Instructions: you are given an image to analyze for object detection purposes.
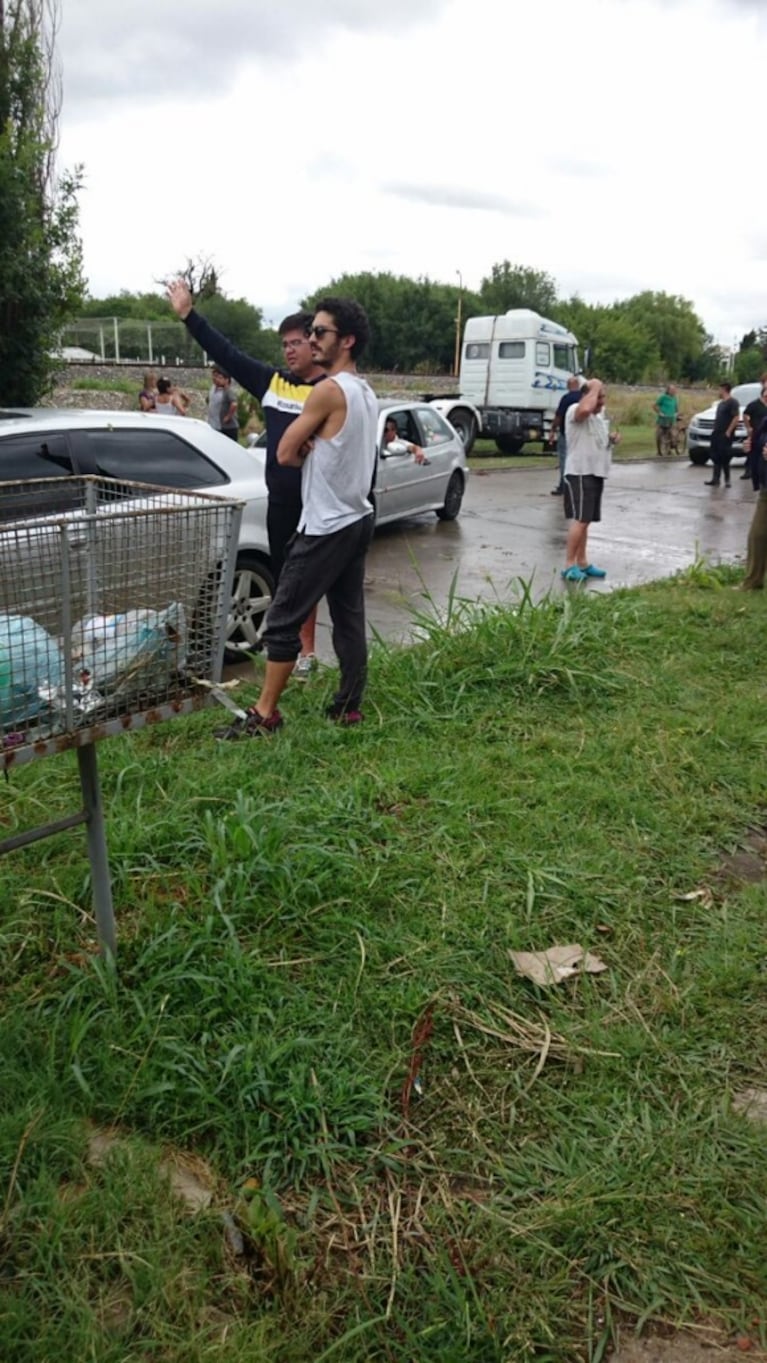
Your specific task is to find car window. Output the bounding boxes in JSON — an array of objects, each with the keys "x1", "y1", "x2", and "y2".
[
  {"x1": 381, "y1": 411, "x2": 420, "y2": 450},
  {"x1": 72, "y1": 428, "x2": 228, "y2": 489},
  {"x1": 0, "y1": 431, "x2": 74, "y2": 482},
  {"x1": 0, "y1": 432, "x2": 79, "y2": 521},
  {"x1": 414, "y1": 408, "x2": 453, "y2": 447},
  {"x1": 498, "y1": 341, "x2": 525, "y2": 359}
]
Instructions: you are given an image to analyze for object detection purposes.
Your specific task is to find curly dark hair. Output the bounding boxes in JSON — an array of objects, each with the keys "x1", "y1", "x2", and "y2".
[{"x1": 312, "y1": 297, "x2": 370, "y2": 360}]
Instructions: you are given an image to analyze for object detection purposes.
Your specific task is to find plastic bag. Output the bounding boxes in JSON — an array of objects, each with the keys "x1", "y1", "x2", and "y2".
[
  {"x1": 71, "y1": 605, "x2": 187, "y2": 699},
  {"x1": 0, "y1": 614, "x2": 64, "y2": 731}
]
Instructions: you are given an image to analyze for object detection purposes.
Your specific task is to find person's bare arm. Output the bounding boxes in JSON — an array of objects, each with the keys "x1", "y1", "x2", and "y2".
[
  {"x1": 277, "y1": 381, "x2": 346, "y2": 466},
  {"x1": 726, "y1": 403, "x2": 739, "y2": 439},
  {"x1": 573, "y1": 378, "x2": 602, "y2": 422}
]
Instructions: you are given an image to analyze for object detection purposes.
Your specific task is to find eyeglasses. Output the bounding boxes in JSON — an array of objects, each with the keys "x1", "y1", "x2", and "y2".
[
  {"x1": 309, "y1": 325, "x2": 339, "y2": 339},
  {"x1": 281, "y1": 338, "x2": 309, "y2": 351}
]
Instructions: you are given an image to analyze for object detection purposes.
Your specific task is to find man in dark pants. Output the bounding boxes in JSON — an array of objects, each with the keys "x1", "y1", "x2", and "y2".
[
  {"x1": 167, "y1": 281, "x2": 325, "y2": 671},
  {"x1": 705, "y1": 381, "x2": 740, "y2": 488},
  {"x1": 216, "y1": 297, "x2": 378, "y2": 738}
]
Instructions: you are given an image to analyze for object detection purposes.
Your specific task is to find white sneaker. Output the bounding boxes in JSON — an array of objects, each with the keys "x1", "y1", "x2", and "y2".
[{"x1": 293, "y1": 653, "x2": 318, "y2": 681}]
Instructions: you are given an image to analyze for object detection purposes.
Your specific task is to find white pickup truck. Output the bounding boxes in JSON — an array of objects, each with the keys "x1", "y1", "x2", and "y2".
[{"x1": 427, "y1": 309, "x2": 583, "y2": 455}]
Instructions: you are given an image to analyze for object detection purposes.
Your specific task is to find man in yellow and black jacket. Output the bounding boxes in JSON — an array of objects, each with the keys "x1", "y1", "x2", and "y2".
[{"x1": 168, "y1": 280, "x2": 325, "y2": 671}]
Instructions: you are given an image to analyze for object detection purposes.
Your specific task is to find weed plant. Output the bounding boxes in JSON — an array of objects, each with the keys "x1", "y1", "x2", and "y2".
[{"x1": 0, "y1": 571, "x2": 765, "y2": 1361}]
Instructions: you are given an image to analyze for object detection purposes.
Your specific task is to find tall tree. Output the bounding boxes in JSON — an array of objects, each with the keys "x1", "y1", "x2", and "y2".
[
  {"x1": 0, "y1": 0, "x2": 85, "y2": 404},
  {"x1": 304, "y1": 271, "x2": 480, "y2": 371},
  {"x1": 478, "y1": 261, "x2": 558, "y2": 317},
  {"x1": 619, "y1": 291, "x2": 707, "y2": 381}
]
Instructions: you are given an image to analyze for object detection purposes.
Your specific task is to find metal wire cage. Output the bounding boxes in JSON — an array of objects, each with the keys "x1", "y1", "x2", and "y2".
[{"x1": 0, "y1": 476, "x2": 244, "y2": 767}]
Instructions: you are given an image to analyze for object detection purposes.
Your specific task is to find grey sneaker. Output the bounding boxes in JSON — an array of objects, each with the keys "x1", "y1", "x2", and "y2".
[{"x1": 293, "y1": 653, "x2": 318, "y2": 681}]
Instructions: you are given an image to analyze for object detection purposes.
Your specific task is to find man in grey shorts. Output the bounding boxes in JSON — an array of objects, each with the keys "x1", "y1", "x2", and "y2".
[{"x1": 561, "y1": 378, "x2": 620, "y2": 583}]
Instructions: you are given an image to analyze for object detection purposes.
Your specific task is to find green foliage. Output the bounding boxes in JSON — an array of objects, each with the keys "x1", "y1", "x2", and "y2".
[
  {"x1": 477, "y1": 260, "x2": 558, "y2": 316},
  {"x1": 735, "y1": 346, "x2": 765, "y2": 383},
  {"x1": 620, "y1": 290, "x2": 708, "y2": 380},
  {"x1": 733, "y1": 328, "x2": 767, "y2": 386},
  {"x1": 0, "y1": 0, "x2": 86, "y2": 405},
  {"x1": 558, "y1": 300, "x2": 660, "y2": 382},
  {"x1": 78, "y1": 290, "x2": 171, "y2": 321},
  {"x1": 196, "y1": 295, "x2": 281, "y2": 365},
  {"x1": 304, "y1": 270, "x2": 472, "y2": 371}
]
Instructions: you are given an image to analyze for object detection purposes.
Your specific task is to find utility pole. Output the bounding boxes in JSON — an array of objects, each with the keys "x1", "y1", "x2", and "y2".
[{"x1": 454, "y1": 269, "x2": 463, "y2": 378}]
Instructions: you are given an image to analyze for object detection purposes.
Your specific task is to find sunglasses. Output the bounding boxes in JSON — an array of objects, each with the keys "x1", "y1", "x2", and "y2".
[{"x1": 309, "y1": 325, "x2": 339, "y2": 339}]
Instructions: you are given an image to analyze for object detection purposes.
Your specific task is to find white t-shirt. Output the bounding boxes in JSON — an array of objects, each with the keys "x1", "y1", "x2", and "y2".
[
  {"x1": 299, "y1": 370, "x2": 378, "y2": 536},
  {"x1": 565, "y1": 406, "x2": 612, "y2": 478}
]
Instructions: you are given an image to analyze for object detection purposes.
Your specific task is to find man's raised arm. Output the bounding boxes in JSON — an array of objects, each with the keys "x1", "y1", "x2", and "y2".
[{"x1": 573, "y1": 378, "x2": 603, "y2": 422}]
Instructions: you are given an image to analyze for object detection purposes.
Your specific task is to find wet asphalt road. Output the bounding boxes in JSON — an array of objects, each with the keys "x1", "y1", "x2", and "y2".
[
  {"x1": 233, "y1": 457, "x2": 755, "y2": 671},
  {"x1": 352, "y1": 457, "x2": 754, "y2": 650}
]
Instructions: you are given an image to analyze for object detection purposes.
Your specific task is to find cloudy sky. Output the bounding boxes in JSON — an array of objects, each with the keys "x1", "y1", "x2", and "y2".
[{"x1": 58, "y1": 0, "x2": 766, "y2": 346}]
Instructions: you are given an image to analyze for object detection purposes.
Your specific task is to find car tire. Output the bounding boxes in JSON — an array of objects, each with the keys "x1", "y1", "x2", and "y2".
[
  {"x1": 495, "y1": 435, "x2": 525, "y2": 455},
  {"x1": 687, "y1": 449, "x2": 710, "y2": 466},
  {"x1": 225, "y1": 552, "x2": 274, "y2": 662},
  {"x1": 436, "y1": 470, "x2": 464, "y2": 521},
  {"x1": 448, "y1": 408, "x2": 478, "y2": 455}
]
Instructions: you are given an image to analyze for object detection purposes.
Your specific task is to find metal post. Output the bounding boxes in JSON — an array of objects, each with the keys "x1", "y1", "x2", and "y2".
[
  {"x1": 147, "y1": 323, "x2": 154, "y2": 365},
  {"x1": 99, "y1": 326, "x2": 105, "y2": 362},
  {"x1": 454, "y1": 269, "x2": 463, "y2": 378},
  {"x1": 113, "y1": 317, "x2": 120, "y2": 363},
  {"x1": 77, "y1": 743, "x2": 117, "y2": 957}
]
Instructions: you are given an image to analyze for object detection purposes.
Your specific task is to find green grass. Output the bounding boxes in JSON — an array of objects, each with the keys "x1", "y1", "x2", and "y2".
[
  {"x1": 1, "y1": 570, "x2": 766, "y2": 1361},
  {"x1": 69, "y1": 377, "x2": 140, "y2": 395}
]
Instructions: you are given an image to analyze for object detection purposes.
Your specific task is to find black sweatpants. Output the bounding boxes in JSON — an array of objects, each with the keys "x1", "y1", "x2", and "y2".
[
  {"x1": 262, "y1": 515, "x2": 375, "y2": 712},
  {"x1": 267, "y1": 499, "x2": 301, "y2": 585},
  {"x1": 711, "y1": 434, "x2": 733, "y2": 483}
]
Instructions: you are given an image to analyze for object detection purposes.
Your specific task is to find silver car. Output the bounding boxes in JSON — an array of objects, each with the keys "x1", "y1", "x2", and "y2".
[
  {"x1": 0, "y1": 409, "x2": 273, "y2": 660},
  {"x1": 248, "y1": 399, "x2": 468, "y2": 524}
]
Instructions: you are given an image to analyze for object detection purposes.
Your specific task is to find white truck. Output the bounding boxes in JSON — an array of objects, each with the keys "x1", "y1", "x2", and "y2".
[{"x1": 427, "y1": 309, "x2": 583, "y2": 455}]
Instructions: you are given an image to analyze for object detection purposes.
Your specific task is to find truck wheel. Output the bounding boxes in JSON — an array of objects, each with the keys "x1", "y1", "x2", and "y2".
[
  {"x1": 495, "y1": 436, "x2": 525, "y2": 455},
  {"x1": 687, "y1": 449, "x2": 709, "y2": 466},
  {"x1": 448, "y1": 408, "x2": 477, "y2": 455}
]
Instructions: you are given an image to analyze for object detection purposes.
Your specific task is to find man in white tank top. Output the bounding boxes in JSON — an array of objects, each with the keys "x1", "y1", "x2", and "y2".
[{"x1": 217, "y1": 298, "x2": 378, "y2": 739}]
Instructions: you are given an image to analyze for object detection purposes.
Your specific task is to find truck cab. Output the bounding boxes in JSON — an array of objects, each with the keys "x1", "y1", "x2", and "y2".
[{"x1": 461, "y1": 310, "x2": 581, "y2": 454}]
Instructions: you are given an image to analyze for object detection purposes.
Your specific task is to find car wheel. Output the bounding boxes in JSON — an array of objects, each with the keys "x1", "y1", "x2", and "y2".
[
  {"x1": 225, "y1": 552, "x2": 274, "y2": 662},
  {"x1": 448, "y1": 407, "x2": 477, "y2": 455},
  {"x1": 436, "y1": 470, "x2": 464, "y2": 521},
  {"x1": 687, "y1": 449, "x2": 709, "y2": 466},
  {"x1": 495, "y1": 435, "x2": 525, "y2": 455}
]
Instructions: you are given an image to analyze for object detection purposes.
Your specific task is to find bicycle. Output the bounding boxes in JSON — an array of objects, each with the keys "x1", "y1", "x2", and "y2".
[{"x1": 657, "y1": 420, "x2": 686, "y2": 458}]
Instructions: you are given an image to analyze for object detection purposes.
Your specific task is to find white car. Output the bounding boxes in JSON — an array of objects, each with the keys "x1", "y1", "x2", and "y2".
[
  {"x1": 0, "y1": 409, "x2": 273, "y2": 660},
  {"x1": 248, "y1": 399, "x2": 468, "y2": 525},
  {"x1": 686, "y1": 382, "x2": 761, "y2": 466}
]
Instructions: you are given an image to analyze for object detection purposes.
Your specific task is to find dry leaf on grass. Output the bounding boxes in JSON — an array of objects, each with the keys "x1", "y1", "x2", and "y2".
[
  {"x1": 509, "y1": 943, "x2": 608, "y2": 987},
  {"x1": 674, "y1": 887, "x2": 714, "y2": 906}
]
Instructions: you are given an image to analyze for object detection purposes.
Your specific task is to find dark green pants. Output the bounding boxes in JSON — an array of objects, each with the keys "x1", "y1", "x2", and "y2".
[{"x1": 742, "y1": 489, "x2": 767, "y2": 589}]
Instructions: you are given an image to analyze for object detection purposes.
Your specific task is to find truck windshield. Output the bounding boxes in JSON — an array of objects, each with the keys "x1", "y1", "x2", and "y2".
[{"x1": 553, "y1": 343, "x2": 578, "y2": 372}]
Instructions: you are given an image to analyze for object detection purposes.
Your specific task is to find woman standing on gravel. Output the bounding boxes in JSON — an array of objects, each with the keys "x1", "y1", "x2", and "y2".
[{"x1": 138, "y1": 370, "x2": 158, "y2": 412}]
